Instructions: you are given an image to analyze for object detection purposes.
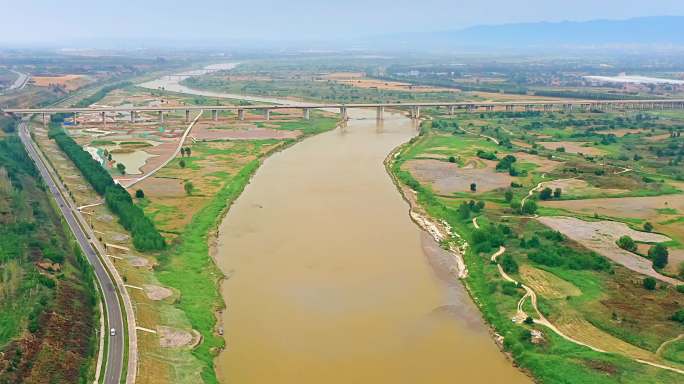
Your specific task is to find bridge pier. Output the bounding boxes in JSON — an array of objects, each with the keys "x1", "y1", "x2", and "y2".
[
  {"x1": 42, "y1": 113, "x2": 48, "y2": 127},
  {"x1": 448, "y1": 105, "x2": 456, "y2": 115},
  {"x1": 376, "y1": 106, "x2": 384, "y2": 120},
  {"x1": 505, "y1": 105, "x2": 514, "y2": 112},
  {"x1": 340, "y1": 106, "x2": 348, "y2": 120},
  {"x1": 212, "y1": 110, "x2": 218, "y2": 121},
  {"x1": 158, "y1": 111, "x2": 164, "y2": 123},
  {"x1": 101, "y1": 111, "x2": 106, "y2": 127},
  {"x1": 303, "y1": 108, "x2": 310, "y2": 120},
  {"x1": 238, "y1": 109, "x2": 245, "y2": 121},
  {"x1": 72, "y1": 112, "x2": 78, "y2": 125},
  {"x1": 410, "y1": 106, "x2": 421, "y2": 119},
  {"x1": 264, "y1": 109, "x2": 271, "y2": 121},
  {"x1": 130, "y1": 111, "x2": 136, "y2": 123},
  {"x1": 185, "y1": 109, "x2": 190, "y2": 123}
]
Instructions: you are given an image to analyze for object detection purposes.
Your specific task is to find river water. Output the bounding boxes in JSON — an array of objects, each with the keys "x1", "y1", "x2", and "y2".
[{"x1": 142, "y1": 70, "x2": 531, "y2": 384}]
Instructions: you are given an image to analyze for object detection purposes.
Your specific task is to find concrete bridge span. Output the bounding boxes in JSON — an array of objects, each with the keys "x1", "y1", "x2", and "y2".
[{"x1": 5, "y1": 99, "x2": 684, "y2": 125}]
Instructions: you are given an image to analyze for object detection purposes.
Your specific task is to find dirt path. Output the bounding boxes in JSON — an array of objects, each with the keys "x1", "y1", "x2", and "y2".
[
  {"x1": 490, "y1": 246, "x2": 684, "y2": 374},
  {"x1": 123, "y1": 109, "x2": 202, "y2": 188},
  {"x1": 472, "y1": 216, "x2": 480, "y2": 229},
  {"x1": 657, "y1": 333, "x2": 684, "y2": 356}
]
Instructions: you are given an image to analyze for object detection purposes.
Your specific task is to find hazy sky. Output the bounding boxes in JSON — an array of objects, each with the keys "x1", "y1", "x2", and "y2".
[{"x1": 3, "y1": 0, "x2": 684, "y2": 44}]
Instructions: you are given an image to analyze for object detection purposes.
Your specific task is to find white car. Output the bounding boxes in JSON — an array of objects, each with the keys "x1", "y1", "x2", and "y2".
[{"x1": 110, "y1": 328, "x2": 116, "y2": 336}]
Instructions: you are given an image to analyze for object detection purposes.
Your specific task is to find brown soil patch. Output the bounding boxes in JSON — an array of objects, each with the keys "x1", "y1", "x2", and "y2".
[
  {"x1": 128, "y1": 256, "x2": 152, "y2": 269},
  {"x1": 143, "y1": 284, "x2": 174, "y2": 301},
  {"x1": 192, "y1": 124, "x2": 300, "y2": 140},
  {"x1": 520, "y1": 265, "x2": 581, "y2": 299},
  {"x1": 31, "y1": 75, "x2": 90, "y2": 91},
  {"x1": 645, "y1": 134, "x2": 671, "y2": 142},
  {"x1": 404, "y1": 159, "x2": 511, "y2": 194},
  {"x1": 595, "y1": 128, "x2": 646, "y2": 137},
  {"x1": 664, "y1": 249, "x2": 684, "y2": 276},
  {"x1": 133, "y1": 177, "x2": 185, "y2": 197},
  {"x1": 109, "y1": 232, "x2": 130, "y2": 243},
  {"x1": 541, "y1": 195, "x2": 684, "y2": 219},
  {"x1": 538, "y1": 141, "x2": 606, "y2": 156},
  {"x1": 537, "y1": 216, "x2": 678, "y2": 284},
  {"x1": 542, "y1": 179, "x2": 627, "y2": 197},
  {"x1": 515, "y1": 152, "x2": 559, "y2": 173},
  {"x1": 321, "y1": 75, "x2": 457, "y2": 93},
  {"x1": 158, "y1": 326, "x2": 200, "y2": 348},
  {"x1": 512, "y1": 140, "x2": 533, "y2": 149}
]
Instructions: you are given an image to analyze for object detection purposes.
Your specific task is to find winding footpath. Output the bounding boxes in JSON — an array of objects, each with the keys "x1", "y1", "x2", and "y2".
[{"x1": 480, "y1": 224, "x2": 684, "y2": 375}]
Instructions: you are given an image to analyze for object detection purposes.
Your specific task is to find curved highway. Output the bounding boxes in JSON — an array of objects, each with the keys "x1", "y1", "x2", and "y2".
[{"x1": 18, "y1": 119, "x2": 125, "y2": 384}]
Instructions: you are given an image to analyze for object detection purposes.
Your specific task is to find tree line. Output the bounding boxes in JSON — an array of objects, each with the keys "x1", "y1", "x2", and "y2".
[{"x1": 49, "y1": 126, "x2": 166, "y2": 251}]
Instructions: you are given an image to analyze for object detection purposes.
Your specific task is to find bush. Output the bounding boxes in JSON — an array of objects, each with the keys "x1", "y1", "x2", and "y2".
[
  {"x1": 676, "y1": 285, "x2": 684, "y2": 294},
  {"x1": 672, "y1": 309, "x2": 684, "y2": 324},
  {"x1": 448, "y1": 156, "x2": 456, "y2": 163},
  {"x1": 521, "y1": 200, "x2": 537, "y2": 215},
  {"x1": 135, "y1": 189, "x2": 145, "y2": 198},
  {"x1": 649, "y1": 244, "x2": 669, "y2": 269},
  {"x1": 643, "y1": 222, "x2": 653, "y2": 232},
  {"x1": 496, "y1": 155, "x2": 517, "y2": 171},
  {"x1": 476, "y1": 149, "x2": 497, "y2": 160},
  {"x1": 528, "y1": 245, "x2": 610, "y2": 271},
  {"x1": 643, "y1": 277, "x2": 657, "y2": 290},
  {"x1": 501, "y1": 281, "x2": 519, "y2": 296},
  {"x1": 501, "y1": 253, "x2": 519, "y2": 274},
  {"x1": 470, "y1": 183, "x2": 477, "y2": 192},
  {"x1": 539, "y1": 187, "x2": 553, "y2": 200},
  {"x1": 553, "y1": 188, "x2": 562, "y2": 198},
  {"x1": 616, "y1": 236, "x2": 637, "y2": 252},
  {"x1": 504, "y1": 189, "x2": 513, "y2": 202}
]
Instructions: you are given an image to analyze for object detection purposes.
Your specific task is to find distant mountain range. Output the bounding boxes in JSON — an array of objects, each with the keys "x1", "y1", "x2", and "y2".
[{"x1": 375, "y1": 16, "x2": 684, "y2": 50}]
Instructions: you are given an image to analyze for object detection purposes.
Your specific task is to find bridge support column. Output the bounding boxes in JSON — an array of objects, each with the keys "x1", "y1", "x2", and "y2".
[
  {"x1": 72, "y1": 112, "x2": 77, "y2": 125},
  {"x1": 505, "y1": 105, "x2": 514, "y2": 112},
  {"x1": 264, "y1": 109, "x2": 271, "y2": 121},
  {"x1": 158, "y1": 111, "x2": 164, "y2": 123},
  {"x1": 185, "y1": 110, "x2": 190, "y2": 123},
  {"x1": 411, "y1": 106, "x2": 421, "y2": 119},
  {"x1": 238, "y1": 109, "x2": 245, "y2": 121},
  {"x1": 130, "y1": 111, "x2": 136, "y2": 123},
  {"x1": 212, "y1": 110, "x2": 218, "y2": 121},
  {"x1": 376, "y1": 106, "x2": 384, "y2": 120},
  {"x1": 42, "y1": 113, "x2": 48, "y2": 127},
  {"x1": 101, "y1": 111, "x2": 106, "y2": 127},
  {"x1": 303, "y1": 108, "x2": 310, "y2": 120},
  {"x1": 340, "y1": 106, "x2": 348, "y2": 120},
  {"x1": 448, "y1": 105, "x2": 456, "y2": 115}
]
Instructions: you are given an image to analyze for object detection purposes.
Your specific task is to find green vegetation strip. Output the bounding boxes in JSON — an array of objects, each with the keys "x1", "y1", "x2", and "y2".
[
  {"x1": 48, "y1": 121, "x2": 165, "y2": 251},
  {"x1": 157, "y1": 160, "x2": 260, "y2": 383}
]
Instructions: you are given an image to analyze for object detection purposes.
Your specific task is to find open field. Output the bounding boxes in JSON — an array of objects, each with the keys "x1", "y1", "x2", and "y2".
[{"x1": 31, "y1": 74, "x2": 92, "y2": 91}]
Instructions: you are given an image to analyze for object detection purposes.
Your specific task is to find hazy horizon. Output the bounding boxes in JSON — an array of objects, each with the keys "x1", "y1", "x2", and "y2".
[{"x1": 3, "y1": 0, "x2": 684, "y2": 47}]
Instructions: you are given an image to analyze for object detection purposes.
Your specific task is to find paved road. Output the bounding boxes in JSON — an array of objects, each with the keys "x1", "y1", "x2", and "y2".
[
  {"x1": 9, "y1": 70, "x2": 29, "y2": 90},
  {"x1": 18, "y1": 119, "x2": 124, "y2": 384}
]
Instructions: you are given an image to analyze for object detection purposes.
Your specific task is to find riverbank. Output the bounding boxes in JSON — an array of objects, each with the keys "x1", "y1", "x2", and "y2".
[
  {"x1": 149, "y1": 115, "x2": 340, "y2": 383},
  {"x1": 387, "y1": 120, "x2": 684, "y2": 383}
]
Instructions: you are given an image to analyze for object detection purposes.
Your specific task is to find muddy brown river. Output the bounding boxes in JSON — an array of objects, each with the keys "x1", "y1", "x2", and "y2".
[{"x1": 143, "y1": 70, "x2": 531, "y2": 383}]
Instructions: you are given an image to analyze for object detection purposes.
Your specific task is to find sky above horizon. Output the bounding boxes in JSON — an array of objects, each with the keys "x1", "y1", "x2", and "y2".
[{"x1": 3, "y1": 0, "x2": 684, "y2": 45}]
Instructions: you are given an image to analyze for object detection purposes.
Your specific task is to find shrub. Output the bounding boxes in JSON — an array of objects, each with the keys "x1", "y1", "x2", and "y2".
[
  {"x1": 135, "y1": 189, "x2": 145, "y2": 198},
  {"x1": 496, "y1": 155, "x2": 517, "y2": 171},
  {"x1": 539, "y1": 187, "x2": 553, "y2": 200},
  {"x1": 672, "y1": 309, "x2": 684, "y2": 324},
  {"x1": 476, "y1": 150, "x2": 497, "y2": 160},
  {"x1": 504, "y1": 189, "x2": 513, "y2": 202},
  {"x1": 501, "y1": 253, "x2": 519, "y2": 274},
  {"x1": 521, "y1": 200, "x2": 537, "y2": 215},
  {"x1": 643, "y1": 277, "x2": 657, "y2": 290},
  {"x1": 553, "y1": 188, "x2": 562, "y2": 198},
  {"x1": 470, "y1": 183, "x2": 477, "y2": 192},
  {"x1": 649, "y1": 244, "x2": 669, "y2": 269},
  {"x1": 448, "y1": 156, "x2": 456, "y2": 163},
  {"x1": 616, "y1": 235, "x2": 637, "y2": 252},
  {"x1": 643, "y1": 222, "x2": 653, "y2": 232}
]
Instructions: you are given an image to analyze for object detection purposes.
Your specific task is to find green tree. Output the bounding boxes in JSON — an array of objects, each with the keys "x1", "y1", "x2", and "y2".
[
  {"x1": 643, "y1": 222, "x2": 653, "y2": 232},
  {"x1": 448, "y1": 156, "x2": 456, "y2": 163},
  {"x1": 643, "y1": 277, "x2": 657, "y2": 290},
  {"x1": 649, "y1": 244, "x2": 669, "y2": 269},
  {"x1": 184, "y1": 181, "x2": 194, "y2": 196},
  {"x1": 185, "y1": 147, "x2": 192, "y2": 157},
  {"x1": 135, "y1": 189, "x2": 145, "y2": 199},
  {"x1": 672, "y1": 309, "x2": 684, "y2": 324},
  {"x1": 539, "y1": 187, "x2": 553, "y2": 200},
  {"x1": 116, "y1": 163, "x2": 126, "y2": 175},
  {"x1": 179, "y1": 159, "x2": 186, "y2": 168},
  {"x1": 553, "y1": 188, "x2": 562, "y2": 198},
  {"x1": 521, "y1": 200, "x2": 537, "y2": 215},
  {"x1": 616, "y1": 235, "x2": 637, "y2": 252},
  {"x1": 504, "y1": 189, "x2": 513, "y2": 203},
  {"x1": 501, "y1": 253, "x2": 519, "y2": 274},
  {"x1": 470, "y1": 183, "x2": 477, "y2": 192}
]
